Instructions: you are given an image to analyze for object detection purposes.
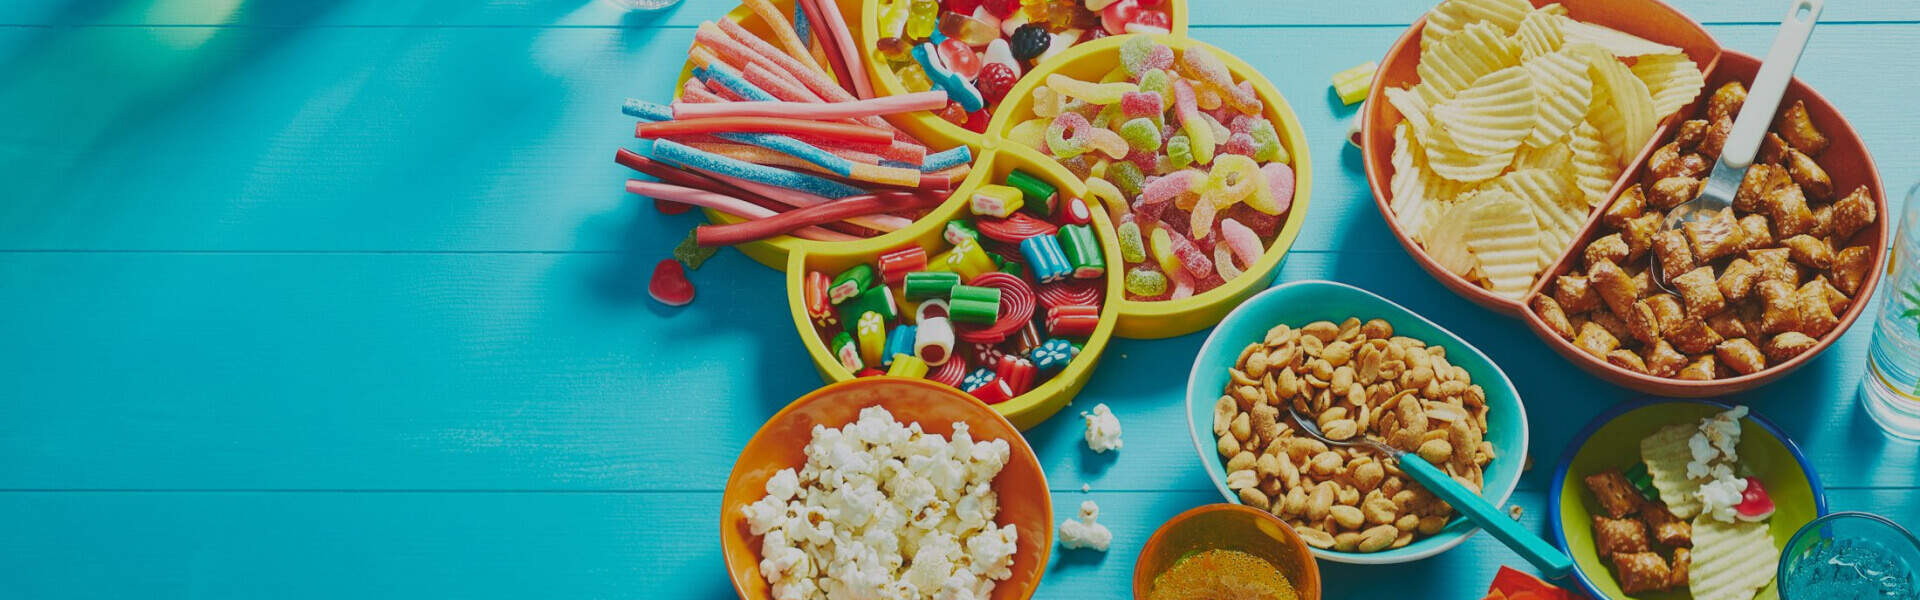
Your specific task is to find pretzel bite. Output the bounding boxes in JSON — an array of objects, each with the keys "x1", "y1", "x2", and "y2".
[
  {"x1": 1716, "y1": 338, "x2": 1767, "y2": 375},
  {"x1": 1589, "y1": 258, "x2": 1638, "y2": 318},
  {"x1": 1647, "y1": 340, "x2": 1689, "y2": 378},
  {"x1": 1651, "y1": 229, "x2": 1695, "y2": 283},
  {"x1": 1674, "y1": 266, "x2": 1727, "y2": 317},
  {"x1": 1700, "y1": 117, "x2": 1732, "y2": 158},
  {"x1": 1777, "y1": 100, "x2": 1831, "y2": 155},
  {"x1": 1810, "y1": 275, "x2": 1853, "y2": 315},
  {"x1": 1614, "y1": 552, "x2": 1674, "y2": 594},
  {"x1": 1668, "y1": 314, "x2": 1724, "y2": 355},
  {"x1": 1748, "y1": 248, "x2": 1801, "y2": 287},
  {"x1": 1532, "y1": 295, "x2": 1575, "y2": 341},
  {"x1": 1585, "y1": 467, "x2": 1647, "y2": 519},
  {"x1": 1576, "y1": 321, "x2": 1621, "y2": 360},
  {"x1": 1593, "y1": 516, "x2": 1652, "y2": 559},
  {"x1": 1609, "y1": 350, "x2": 1651, "y2": 374},
  {"x1": 1650, "y1": 141, "x2": 1709, "y2": 180},
  {"x1": 1787, "y1": 150, "x2": 1833, "y2": 200},
  {"x1": 1717, "y1": 258, "x2": 1761, "y2": 304},
  {"x1": 1591, "y1": 311, "x2": 1635, "y2": 347},
  {"x1": 1556, "y1": 275, "x2": 1603, "y2": 314},
  {"x1": 1685, "y1": 209, "x2": 1748, "y2": 263},
  {"x1": 1831, "y1": 186, "x2": 1878, "y2": 242},
  {"x1": 1622, "y1": 215, "x2": 1661, "y2": 263},
  {"x1": 1640, "y1": 503, "x2": 1692, "y2": 547},
  {"x1": 1678, "y1": 354, "x2": 1718, "y2": 380},
  {"x1": 1669, "y1": 548, "x2": 1692, "y2": 590},
  {"x1": 1650, "y1": 177, "x2": 1700, "y2": 210},
  {"x1": 1765, "y1": 331, "x2": 1820, "y2": 363},
  {"x1": 1586, "y1": 234, "x2": 1631, "y2": 270},
  {"x1": 1756, "y1": 280, "x2": 1803, "y2": 335},
  {"x1": 1739, "y1": 214, "x2": 1775, "y2": 249},
  {"x1": 1605, "y1": 184, "x2": 1648, "y2": 230},
  {"x1": 1707, "y1": 311, "x2": 1751, "y2": 340},
  {"x1": 1645, "y1": 294, "x2": 1687, "y2": 331},
  {"x1": 1810, "y1": 203, "x2": 1836, "y2": 239},
  {"x1": 1833, "y1": 246, "x2": 1872, "y2": 295},
  {"x1": 1708, "y1": 82, "x2": 1748, "y2": 123},
  {"x1": 1674, "y1": 119, "x2": 1709, "y2": 150},
  {"x1": 1768, "y1": 183, "x2": 1817, "y2": 238},
  {"x1": 1759, "y1": 132, "x2": 1791, "y2": 165},
  {"x1": 1796, "y1": 279, "x2": 1840, "y2": 337},
  {"x1": 1782, "y1": 234, "x2": 1834, "y2": 269},
  {"x1": 1626, "y1": 300, "x2": 1664, "y2": 346},
  {"x1": 1735, "y1": 163, "x2": 1789, "y2": 214}
]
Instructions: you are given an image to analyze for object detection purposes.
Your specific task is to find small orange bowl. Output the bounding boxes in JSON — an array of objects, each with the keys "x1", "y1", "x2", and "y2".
[
  {"x1": 1520, "y1": 50, "x2": 1891, "y2": 397},
  {"x1": 1360, "y1": 0, "x2": 1721, "y2": 316},
  {"x1": 1132, "y1": 503, "x2": 1322, "y2": 600},
  {"x1": 720, "y1": 378, "x2": 1054, "y2": 600}
]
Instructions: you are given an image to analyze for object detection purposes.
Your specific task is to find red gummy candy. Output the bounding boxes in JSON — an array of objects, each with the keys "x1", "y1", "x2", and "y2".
[
  {"x1": 976, "y1": 63, "x2": 1017, "y2": 107},
  {"x1": 857, "y1": 368, "x2": 887, "y2": 377},
  {"x1": 654, "y1": 198, "x2": 693, "y2": 215},
  {"x1": 936, "y1": 101, "x2": 969, "y2": 126},
  {"x1": 1100, "y1": 0, "x2": 1140, "y2": 36},
  {"x1": 649, "y1": 259, "x2": 695, "y2": 306},
  {"x1": 982, "y1": 0, "x2": 1018, "y2": 18},
  {"x1": 1132, "y1": 9, "x2": 1170, "y2": 31},
  {"x1": 945, "y1": 0, "x2": 981, "y2": 17},
  {"x1": 964, "y1": 109, "x2": 990, "y2": 133},
  {"x1": 939, "y1": 38, "x2": 983, "y2": 80},
  {"x1": 1166, "y1": 229, "x2": 1213, "y2": 278},
  {"x1": 1224, "y1": 203, "x2": 1282, "y2": 237},
  {"x1": 1736, "y1": 476, "x2": 1777, "y2": 521},
  {"x1": 1221, "y1": 132, "x2": 1257, "y2": 157},
  {"x1": 1120, "y1": 91, "x2": 1164, "y2": 119},
  {"x1": 1136, "y1": 0, "x2": 1165, "y2": 7},
  {"x1": 1229, "y1": 114, "x2": 1258, "y2": 135}
]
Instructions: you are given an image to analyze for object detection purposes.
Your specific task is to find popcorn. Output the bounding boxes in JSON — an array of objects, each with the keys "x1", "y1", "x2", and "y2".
[
  {"x1": 1081, "y1": 403, "x2": 1124, "y2": 453},
  {"x1": 1687, "y1": 406, "x2": 1749, "y2": 523},
  {"x1": 1058, "y1": 500, "x2": 1113, "y2": 552},
  {"x1": 747, "y1": 406, "x2": 1018, "y2": 599}
]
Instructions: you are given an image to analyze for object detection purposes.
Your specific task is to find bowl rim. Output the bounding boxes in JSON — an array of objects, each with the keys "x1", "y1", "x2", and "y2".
[
  {"x1": 1546, "y1": 396, "x2": 1831, "y2": 600},
  {"x1": 1358, "y1": 0, "x2": 1722, "y2": 316},
  {"x1": 1184, "y1": 279, "x2": 1531, "y2": 564},
  {"x1": 720, "y1": 376, "x2": 1054, "y2": 600},
  {"x1": 1515, "y1": 48, "x2": 1892, "y2": 397},
  {"x1": 1131, "y1": 502, "x2": 1326, "y2": 598}
]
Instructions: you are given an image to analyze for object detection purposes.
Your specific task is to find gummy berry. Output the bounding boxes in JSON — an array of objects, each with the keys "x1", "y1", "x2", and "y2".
[
  {"x1": 1221, "y1": 132, "x2": 1256, "y2": 157},
  {"x1": 936, "y1": 101, "x2": 969, "y2": 126},
  {"x1": 1736, "y1": 477, "x2": 1776, "y2": 522},
  {"x1": 975, "y1": 63, "x2": 1018, "y2": 106},
  {"x1": 1131, "y1": 9, "x2": 1170, "y2": 32},
  {"x1": 649, "y1": 259, "x2": 694, "y2": 306},
  {"x1": 654, "y1": 199, "x2": 692, "y2": 215},
  {"x1": 964, "y1": 109, "x2": 990, "y2": 133},
  {"x1": 982, "y1": 0, "x2": 1019, "y2": 19},
  {"x1": 1009, "y1": 24, "x2": 1051, "y2": 61},
  {"x1": 945, "y1": 0, "x2": 981, "y2": 17},
  {"x1": 1136, "y1": 0, "x2": 1165, "y2": 7}
]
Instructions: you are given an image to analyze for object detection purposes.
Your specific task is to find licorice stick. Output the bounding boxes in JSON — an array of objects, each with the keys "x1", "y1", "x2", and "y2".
[
  {"x1": 703, "y1": 170, "x2": 911, "y2": 232},
  {"x1": 790, "y1": 0, "x2": 857, "y2": 99},
  {"x1": 806, "y1": 0, "x2": 873, "y2": 99},
  {"x1": 695, "y1": 190, "x2": 945, "y2": 246},
  {"x1": 736, "y1": 0, "x2": 829, "y2": 83},
  {"x1": 626, "y1": 180, "x2": 856, "y2": 242},
  {"x1": 673, "y1": 91, "x2": 949, "y2": 120},
  {"x1": 636, "y1": 117, "x2": 892, "y2": 146}
]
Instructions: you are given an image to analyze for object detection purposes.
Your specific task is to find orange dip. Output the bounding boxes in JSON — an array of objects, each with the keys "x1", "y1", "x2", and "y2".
[{"x1": 1148, "y1": 549, "x2": 1298, "y2": 600}]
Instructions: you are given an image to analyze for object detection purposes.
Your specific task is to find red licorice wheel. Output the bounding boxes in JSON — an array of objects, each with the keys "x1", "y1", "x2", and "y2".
[
  {"x1": 928, "y1": 353, "x2": 968, "y2": 387},
  {"x1": 955, "y1": 272, "x2": 1036, "y2": 344},
  {"x1": 975, "y1": 212, "x2": 1060, "y2": 243},
  {"x1": 1035, "y1": 280, "x2": 1104, "y2": 310}
]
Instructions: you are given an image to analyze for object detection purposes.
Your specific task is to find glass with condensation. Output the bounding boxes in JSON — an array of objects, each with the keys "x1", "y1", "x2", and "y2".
[{"x1": 1862, "y1": 182, "x2": 1920, "y2": 440}]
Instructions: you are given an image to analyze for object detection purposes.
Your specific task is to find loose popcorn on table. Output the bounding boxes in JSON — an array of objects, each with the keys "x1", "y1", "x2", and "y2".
[
  {"x1": 1081, "y1": 403, "x2": 1122, "y2": 453},
  {"x1": 742, "y1": 406, "x2": 1018, "y2": 600},
  {"x1": 1058, "y1": 500, "x2": 1113, "y2": 552}
]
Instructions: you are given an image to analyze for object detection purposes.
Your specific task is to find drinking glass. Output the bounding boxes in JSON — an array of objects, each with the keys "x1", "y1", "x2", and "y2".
[
  {"x1": 607, "y1": 0, "x2": 684, "y2": 11},
  {"x1": 1862, "y1": 182, "x2": 1920, "y2": 440},
  {"x1": 1780, "y1": 512, "x2": 1919, "y2": 600}
]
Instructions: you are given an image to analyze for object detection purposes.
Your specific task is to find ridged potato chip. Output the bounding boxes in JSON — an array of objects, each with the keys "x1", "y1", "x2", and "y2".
[
  {"x1": 1559, "y1": 18, "x2": 1683, "y2": 57},
  {"x1": 1385, "y1": 86, "x2": 1436, "y2": 142},
  {"x1": 1585, "y1": 48, "x2": 1659, "y2": 166},
  {"x1": 1484, "y1": 168, "x2": 1582, "y2": 268},
  {"x1": 1431, "y1": 66, "x2": 1537, "y2": 157},
  {"x1": 1511, "y1": 10, "x2": 1566, "y2": 59},
  {"x1": 1521, "y1": 44, "x2": 1594, "y2": 148},
  {"x1": 1691, "y1": 517, "x2": 1780, "y2": 600},
  {"x1": 1512, "y1": 140, "x2": 1573, "y2": 171},
  {"x1": 1416, "y1": 21, "x2": 1522, "y2": 106},
  {"x1": 1569, "y1": 120, "x2": 1622, "y2": 206},
  {"x1": 1392, "y1": 123, "x2": 1471, "y2": 236},
  {"x1": 1420, "y1": 200, "x2": 1479, "y2": 277},
  {"x1": 1422, "y1": 0, "x2": 1534, "y2": 51},
  {"x1": 1639, "y1": 422, "x2": 1703, "y2": 518},
  {"x1": 1460, "y1": 190, "x2": 1543, "y2": 298},
  {"x1": 1633, "y1": 53, "x2": 1708, "y2": 117},
  {"x1": 1426, "y1": 127, "x2": 1518, "y2": 184}
]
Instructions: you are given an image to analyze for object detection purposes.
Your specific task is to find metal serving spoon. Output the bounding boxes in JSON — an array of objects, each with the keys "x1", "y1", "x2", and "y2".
[
  {"x1": 1284, "y1": 403, "x2": 1574, "y2": 578},
  {"x1": 1652, "y1": 0, "x2": 1824, "y2": 294}
]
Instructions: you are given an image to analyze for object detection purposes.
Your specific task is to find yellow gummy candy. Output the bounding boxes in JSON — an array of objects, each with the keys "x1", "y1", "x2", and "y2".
[
  {"x1": 1149, "y1": 226, "x2": 1180, "y2": 277},
  {"x1": 1009, "y1": 118, "x2": 1049, "y2": 150},
  {"x1": 1332, "y1": 61, "x2": 1378, "y2": 106},
  {"x1": 1046, "y1": 73, "x2": 1138, "y2": 106}
]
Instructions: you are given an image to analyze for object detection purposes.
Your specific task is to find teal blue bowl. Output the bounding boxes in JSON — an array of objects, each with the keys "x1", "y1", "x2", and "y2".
[{"x1": 1184, "y1": 280, "x2": 1531, "y2": 564}]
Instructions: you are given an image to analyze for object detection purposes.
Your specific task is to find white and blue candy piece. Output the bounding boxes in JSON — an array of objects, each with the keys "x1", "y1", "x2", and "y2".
[
  {"x1": 883, "y1": 325, "x2": 917, "y2": 367},
  {"x1": 912, "y1": 42, "x2": 984, "y2": 113},
  {"x1": 1019, "y1": 235, "x2": 1071, "y2": 284},
  {"x1": 961, "y1": 367, "x2": 997, "y2": 393},
  {"x1": 1029, "y1": 338, "x2": 1075, "y2": 372}
]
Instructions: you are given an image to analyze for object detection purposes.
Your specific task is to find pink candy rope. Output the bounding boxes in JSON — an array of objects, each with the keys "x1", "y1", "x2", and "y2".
[
  {"x1": 803, "y1": 0, "x2": 873, "y2": 99},
  {"x1": 673, "y1": 91, "x2": 949, "y2": 121},
  {"x1": 625, "y1": 180, "x2": 856, "y2": 242},
  {"x1": 703, "y1": 171, "x2": 914, "y2": 232}
]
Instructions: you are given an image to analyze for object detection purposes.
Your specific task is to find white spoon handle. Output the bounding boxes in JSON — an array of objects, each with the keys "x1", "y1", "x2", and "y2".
[{"x1": 1722, "y1": 0, "x2": 1823, "y2": 169}]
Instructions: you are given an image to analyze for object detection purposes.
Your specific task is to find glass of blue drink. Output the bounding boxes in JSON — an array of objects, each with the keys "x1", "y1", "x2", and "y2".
[{"x1": 1780, "y1": 512, "x2": 1919, "y2": 600}]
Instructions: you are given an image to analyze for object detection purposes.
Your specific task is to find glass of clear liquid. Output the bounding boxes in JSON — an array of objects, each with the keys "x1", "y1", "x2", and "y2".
[
  {"x1": 1780, "y1": 512, "x2": 1919, "y2": 600},
  {"x1": 607, "y1": 0, "x2": 684, "y2": 11},
  {"x1": 1863, "y1": 182, "x2": 1920, "y2": 440}
]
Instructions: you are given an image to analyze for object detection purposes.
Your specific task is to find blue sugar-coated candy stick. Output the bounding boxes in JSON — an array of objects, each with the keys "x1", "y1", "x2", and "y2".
[
  {"x1": 919, "y1": 146, "x2": 970, "y2": 172},
  {"x1": 624, "y1": 100, "x2": 858, "y2": 178},
  {"x1": 794, "y1": 1, "x2": 812, "y2": 49},
  {"x1": 651, "y1": 139, "x2": 865, "y2": 199},
  {"x1": 700, "y1": 61, "x2": 776, "y2": 102},
  {"x1": 622, "y1": 98, "x2": 672, "y2": 121}
]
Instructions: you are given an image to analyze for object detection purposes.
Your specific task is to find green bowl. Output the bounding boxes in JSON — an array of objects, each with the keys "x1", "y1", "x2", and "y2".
[
  {"x1": 1184, "y1": 280, "x2": 1530, "y2": 564},
  {"x1": 1549, "y1": 399, "x2": 1829, "y2": 600}
]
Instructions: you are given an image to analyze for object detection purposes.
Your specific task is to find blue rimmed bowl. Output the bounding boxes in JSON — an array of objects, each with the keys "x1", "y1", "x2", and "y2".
[
  {"x1": 1549, "y1": 398, "x2": 1829, "y2": 600},
  {"x1": 1184, "y1": 280, "x2": 1530, "y2": 564}
]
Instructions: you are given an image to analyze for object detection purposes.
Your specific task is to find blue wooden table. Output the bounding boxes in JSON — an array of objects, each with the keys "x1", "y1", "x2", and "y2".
[{"x1": 1, "y1": 1, "x2": 1916, "y2": 597}]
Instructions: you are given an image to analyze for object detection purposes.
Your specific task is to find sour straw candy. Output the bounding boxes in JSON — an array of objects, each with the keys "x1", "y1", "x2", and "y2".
[
  {"x1": 694, "y1": 191, "x2": 946, "y2": 246},
  {"x1": 626, "y1": 181, "x2": 856, "y2": 242},
  {"x1": 637, "y1": 117, "x2": 894, "y2": 146},
  {"x1": 789, "y1": 0, "x2": 855, "y2": 99},
  {"x1": 672, "y1": 92, "x2": 948, "y2": 120},
  {"x1": 802, "y1": 0, "x2": 873, "y2": 99}
]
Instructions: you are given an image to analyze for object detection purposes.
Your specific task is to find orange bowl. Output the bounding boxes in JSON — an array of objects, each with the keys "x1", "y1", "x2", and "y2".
[
  {"x1": 1360, "y1": 0, "x2": 1721, "y2": 316},
  {"x1": 720, "y1": 378, "x2": 1054, "y2": 600},
  {"x1": 1520, "y1": 50, "x2": 1891, "y2": 397},
  {"x1": 1132, "y1": 504, "x2": 1322, "y2": 600}
]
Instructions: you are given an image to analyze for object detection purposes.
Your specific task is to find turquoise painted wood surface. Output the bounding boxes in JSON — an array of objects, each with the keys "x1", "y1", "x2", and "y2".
[{"x1": 0, "y1": 0, "x2": 1915, "y2": 598}]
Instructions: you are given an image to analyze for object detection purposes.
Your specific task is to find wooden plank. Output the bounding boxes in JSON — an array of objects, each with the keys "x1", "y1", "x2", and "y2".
[
  {"x1": 0, "y1": 23, "x2": 1913, "y2": 253},
  {"x1": 0, "y1": 0, "x2": 1912, "y2": 27},
  {"x1": 0, "y1": 487, "x2": 1912, "y2": 598},
  {"x1": 2, "y1": 252, "x2": 1910, "y2": 492}
]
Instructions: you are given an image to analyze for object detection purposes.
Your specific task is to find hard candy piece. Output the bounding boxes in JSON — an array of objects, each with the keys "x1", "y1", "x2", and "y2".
[
  {"x1": 916, "y1": 298, "x2": 950, "y2": 322},
  {"x1": 884, "y1": 324, "x2": 919, "y2": 367},
  {"x1": 915, "y1": 316, "x2": 956, "y2": 365},
  {"x1": 1019, "y1": 235, "x2": 1072, "y2": 284},
  {"x1": 934, "y1": 237, "x2": 996, "y2": 280},
  {"x1": 1060, "y1": 196, "x2": 1093, "y2": 226},
  {"x1": 1006, "y1": 169, "x2": 1059, "y2": 216},
  {"x1": 831, "y1": 331, "x2": 863, "y2": 371},
  {"x1": 944, "y1": 220, "x2": 980, "y2": 245},
  {"x1": 829, "y1": 264, "x2": 875, "y2": 305},
  {"x1": 856, "y1": 312, "x2": 888, "y2": 366},
  {"x1": 994, "y1": 354, "x2": 1038, "y2": 396},
  {"x1": 1046, "y1": 304, "x2": 1100, "y2": 337},
  {"x1": 877, "y1": 246, "x2": 929, "y2": 284},
  {"x1": 949, "y1": 284, "x2": 1003, "y2": 323},
  {"x1": 837, "y1": 283, "x2": 899, "y2": 327},
  {"x1": 886, "y1": 354, "x2": 929, "y2": 378},
  {"x1": 649, "y1": 259, "x2": 694, "y2": 306},
  {"x1": 804, "y1": 270, "x2": 833, "y2": 322},
  {"x1": 970, "y1": 184, "x2": 1025, "y2": 217},
  {"x1": 1116, "y1": 221, "x2": 1146, "y2": 263},
  {"x1": 1029, "y1": 338, "x2": 1077, "y2": 372},
  {"x1": 1057, "y1": 224, "x2": 1104, "y2": 279},
  {"x1": 1124, "y1": 266, "x2": 1168, "y2": 296},
  {"x1": 967, "y1": 372, "x2": 1014, "y2": 403},
  {"x1": 1332, "y1": 60, "x2": 1377, "y2": 106},
  {"x1": 904, "y1": 270, "x2": 962, "y2": 300}
]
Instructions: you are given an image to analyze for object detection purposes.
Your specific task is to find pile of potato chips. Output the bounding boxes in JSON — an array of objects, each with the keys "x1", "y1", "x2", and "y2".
[{"x1": 1385, "y1": 0, "x2": 1706, "y2": 299}]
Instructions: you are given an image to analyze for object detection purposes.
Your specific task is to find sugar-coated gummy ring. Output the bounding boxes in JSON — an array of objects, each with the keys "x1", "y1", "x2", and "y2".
[
  {"x1": 1035, "y1": 280, "x2": 1104, "y2": 310},
  {"x1": 975, "y1": 213, "x2": 1061, "y2": 243},
  {"x1": 954, "y1": 272, "x2": 1036, "y2": 344}
]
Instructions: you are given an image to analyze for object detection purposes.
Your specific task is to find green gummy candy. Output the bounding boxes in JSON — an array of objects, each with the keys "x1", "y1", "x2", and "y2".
[
  {"x1": 1117, "y1": 221, "x2": 1146, "y2": 263},
  {"x1": 673, "y1": 229, "x2": 718, "y2": 270},
  {"x1": 1124, "y1": 267, "x2": 1167, "y2": 296},
  {"x1": 1119, "y1": 118, "x2": 1161, "y2": 153},
  {"x1": 1167, "y1": 134, "x2": 1194, "y2": 169},
  {"x1": 1250, "y1": 119, "x2": 1287, "y2": 164},
  {"x1": 1138, "y1": 68, "x2": 1170, "y2": 97},
  {"x1": 1108, "y1": 161, "x2": 1145, "y2": 198}
]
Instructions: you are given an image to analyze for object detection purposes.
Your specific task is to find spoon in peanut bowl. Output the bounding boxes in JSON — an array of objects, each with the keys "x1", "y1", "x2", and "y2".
[
  {"x1": 1652, "y1": 0, "x2": 1823, "y2": 294},
  {"x1": 1282, "y1": 401, "x2": 1574, "y2": 578}
]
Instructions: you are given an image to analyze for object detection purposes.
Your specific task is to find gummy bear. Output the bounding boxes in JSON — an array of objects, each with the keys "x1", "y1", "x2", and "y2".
[
  {"x1": 1106, "y1": 161, "x2": 1145, "y2": 197},
  {"x1": 938, "y1": 38, "x2": 983, "y2": 80},
  {"x1": 964, "y1": 109, "x2": 990, "y2": 133},
  {"x1": 1009, "y1": 23, "x2": 1050, "y2": 61},
  {"x1": 877, "y1": 37, "x2": 914, "y2": 62},
  {"x1": 1116, "y1": 220, "x2": 1146, "y2": 263},
  {"x1": 878, "y1": 0, "x2": 913, "y2": 38},
  {"x1": 1124, "y1": 266, "x2": 1167, "y2": 296},
  {"x1": 1119, "y1": 118, "x2": 1161, "y2": 153},
  {"x1": 1045, "y1": 74, "x2": 1136, "y2": 106},
  {"x1": 907, "y1": 0, "x2": 940, "y2": 39},
  {"x1": 939, "y1": 13, "x2": 999, "y2": 46},
  {"x1": 897, "y1": 62, "x2": 934, "y2": 93},
  {"x1": 1046, "y1": 112, "x2": 1093, "y2": 159},
  {"x1": 1249, "y1": 119, "x2": 1288, "y2": 163},
  {"x1": 1118, "y1": 36, "x2": 1174, "y2": 77},
  {"x1": 1165, "y1": 133, "x2": 1193, "y2": 169}
]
